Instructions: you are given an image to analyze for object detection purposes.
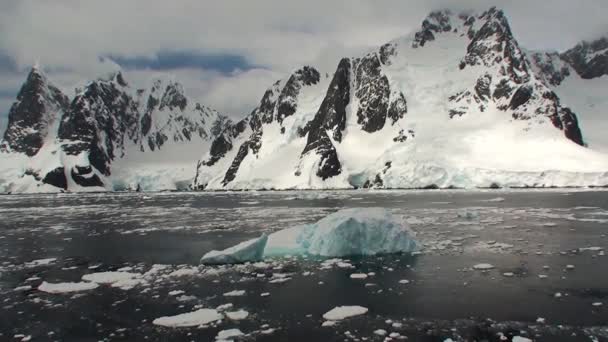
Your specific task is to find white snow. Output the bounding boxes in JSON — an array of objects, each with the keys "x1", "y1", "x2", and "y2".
[
  {"x1": 38, "y1": 281, "x2": 99, "y2": 294},
  {"x1": 223, "y1": 290, "x2": 246, "y2": 297},
  {"x1": 152, "y1": 309, "x2": 222, "y2": 327},
  {"x1": 322, "y1": 305, "x2": 368, "y2": 321},
  {"x1": 200, "y1": 234, "x2": 268, "y2": 265}
]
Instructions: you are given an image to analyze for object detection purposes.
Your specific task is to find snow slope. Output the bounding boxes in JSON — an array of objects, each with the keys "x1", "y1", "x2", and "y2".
[{"x1": 194, "y1": 8, "x2": 608, "y2": 190}]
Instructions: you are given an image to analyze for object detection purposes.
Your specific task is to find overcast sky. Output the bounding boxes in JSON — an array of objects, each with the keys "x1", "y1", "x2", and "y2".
[{"x1": 0, "y1": 0, "x2": 607, "y2": 132}]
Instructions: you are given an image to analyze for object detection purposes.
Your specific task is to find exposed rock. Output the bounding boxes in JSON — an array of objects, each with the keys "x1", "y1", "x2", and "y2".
[
  {"x1": 1, "y1": 67, "x2": 69, "y2": 156},
  {"x1": 562, "y1": 37, "x2": 608, "y2": 79},
  {"x1": 42, "y1": 167, "x2": 67, "y2": 190},
  {"x1": 71, "y1": 166, "x2": 104, "y2": 187},
  {"x1": 461, "y1": 7, "x2": 529, "y2": 84},
  {"x1": 509, "y1": 85, "x2": 533, "y2": 110},
  {"x1": 222, "y1": 130, "x2": 262, "y2": 185},
  {"x1": 297, "y1": 58, "x2": 351, "y2": 179},
  {"x1": 354, "y1": 53, "x2": 391, "y2": 132},
  {"x1": 413, "y1": 10, "x2": 453, "y2": 48},
  {"x1": 530, "y1": 52, "x2": 571, "y2": 86},
  {"x1": 58, "y1": 75, "x2": 139, "y2": 175},
  {"x1": 276, "y1": 66, "x2": 320, "y2": 124}
]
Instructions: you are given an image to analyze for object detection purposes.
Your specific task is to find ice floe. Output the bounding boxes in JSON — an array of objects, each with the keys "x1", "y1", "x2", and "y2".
[
  {"x1": 152, "y1": 308, "x2": 222, "y2": 327},
  {"x1": 38, "y1": 281, "x2": 99, "y2": 294},
  {"x1": 322, "y1": 305, "x2": 368, "y2": 321}
]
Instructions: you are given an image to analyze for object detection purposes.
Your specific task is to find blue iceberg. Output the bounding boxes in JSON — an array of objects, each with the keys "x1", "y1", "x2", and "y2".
[{"x1": 200, "y1": 208, "x2": 419, "y2": 265}]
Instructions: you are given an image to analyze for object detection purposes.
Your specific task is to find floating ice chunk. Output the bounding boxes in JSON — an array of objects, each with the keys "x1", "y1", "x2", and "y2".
[
  {"x1": 152, "y1": 308, "x2": 222, "y2": 327},
  {"x1": 265, "y1": 208, "x2": 418, "y2": 257},
  {"x1": 201, "y1": 234, "x2": 268, "y2": 265},
  {"x1": 374, "y1": 329, "x2": 387, "y2": 336},
  {"x1": 350, "y1": 273, "x2": 368, "y2": 279},
  {"x1": 82, "y1": 271, "x2": 141, "y2": 284},
  {"x1": 486, "y1": 197, "x2": 505, "y2": 203},
  {"x1": 226, "y1": 309, "x2": 249, "y2": 320},
  {"x1": 216, "y1": 328, "x2": 244, "y2": 340},
  {"x1": 25, "y1": 258, "x2": 57, "y2": 267},
  {"x1": 223, "y1": 290, "x2": 246, "y2": 297},
  {"x1": 513, "y1": 337, "x2": 533, "y2": 342},
  {"x1": 200, "y1": 208, "x2": 418, "y2": 264},
  {"x1": 216, "y1": 303, "x2": 234, "y2": 311},
  {"x1": 322, "y1": 305, "x2": 368, "y2": 321},
  {"x1": 38, "y1": 281, "x2": 99, "y2": 294},
  {"x1": 592, "y1": 302, "x2": 603, "y2": 307},
  {"x1": 473, "y1": 263, "x2": 494, "y2": 270}
]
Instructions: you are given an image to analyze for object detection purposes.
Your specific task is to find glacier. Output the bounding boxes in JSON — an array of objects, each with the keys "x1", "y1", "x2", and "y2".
[{"x1": 200, "y1": 208, "x2": 419, "y2": 265}]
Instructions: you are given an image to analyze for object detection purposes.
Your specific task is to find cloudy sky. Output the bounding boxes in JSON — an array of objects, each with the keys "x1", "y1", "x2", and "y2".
[{"x1": 0, "y1": 0, "x2": 606, "y2": 132}]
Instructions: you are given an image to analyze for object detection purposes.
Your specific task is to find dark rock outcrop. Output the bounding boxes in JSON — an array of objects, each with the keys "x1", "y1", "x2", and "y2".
[
  {"x1": 276, "y1": 66, "x2": 320, "y2": 124},
  {"x1": 297, "y1": 59, "x2": 352, "y2": 180},
  {"x1": 1, "y1": 67, "x2": 69, "y2": 156},
  {"x1": 562, "y1": 37, "x2": 608, "y2": 79},
  {"x1": 58, "y1": 73, "x2": 139, "y2": 175},
  {"x1": 413, "y1": 10, "x2": 453, "y2": 48},
  {"x1": 42, "y1": 167, "x2": 67, "y2": 190},
  {"x1": 71, "y1": 165, "x2": 104, "y2": 187}
]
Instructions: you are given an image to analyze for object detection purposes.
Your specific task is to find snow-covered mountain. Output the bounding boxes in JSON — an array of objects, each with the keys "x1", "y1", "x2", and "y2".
[
  {"x1": 194, "y1": 7, "x2": 608, "y2": 190},
  {"x1": 0, "y1": 68, "x2": 228, "y2": 193}
]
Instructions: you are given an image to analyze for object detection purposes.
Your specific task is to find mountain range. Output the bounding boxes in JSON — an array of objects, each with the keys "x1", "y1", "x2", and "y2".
[{"x1": 2, "y1": 7, "x2": 608, "y2": 193}]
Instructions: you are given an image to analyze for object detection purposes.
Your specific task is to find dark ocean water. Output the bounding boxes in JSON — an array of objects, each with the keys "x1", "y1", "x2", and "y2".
[{"x1": 0, "y1": 190, "x2": 607, "y2": 341}]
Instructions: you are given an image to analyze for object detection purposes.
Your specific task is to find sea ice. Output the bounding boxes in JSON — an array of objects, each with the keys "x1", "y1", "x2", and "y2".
[
  {"x1": 223, "y1": 290, "x2": 246, "y2": 297},
  {"x1": 81, "y1": 271, "x2": 141, "y2": 284},
  {"x1": 512, "y1": 337, "x2": 533, "y2": 342},
  {"x1": 322, "y1": 305, "x2": 368, "y2": 321},
  {"x1": 200, "y1": 234, "x2": 268, "y2": 265},
  {"x1": 216, "y1": 328, "x2": 244, "y2": 340},
  {"x1": 226, "y1": 309, "x2": 249, "y2": 320},
  {"x1": 473, "y1": 263, "x2": 495, "y2": 270},
  {"x1": 38, "y1": 281, "x2": 99, "y2": 294},
  {"x1": 152, "y1": 308, "x2": 222, "y2": 327}
]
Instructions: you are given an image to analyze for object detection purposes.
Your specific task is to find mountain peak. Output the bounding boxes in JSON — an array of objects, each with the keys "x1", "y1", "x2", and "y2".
[
  {"x1": 0, "y1": 65, "x2": 69, "y2": 156},
  {"x1": 561, "y1": 36, "x2": 608, "y2": 79}
]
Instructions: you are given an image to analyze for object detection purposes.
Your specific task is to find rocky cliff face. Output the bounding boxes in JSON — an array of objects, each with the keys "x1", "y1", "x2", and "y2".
[
  {"x1": 194, "y1": 7, "x2": 606, "y2": 190},
  {"x1": 0, "y1": 67, "x2": 69, "y2": 156},
  {"x1": 561, "y1": 37, "x2": 608, "y2": 79}
]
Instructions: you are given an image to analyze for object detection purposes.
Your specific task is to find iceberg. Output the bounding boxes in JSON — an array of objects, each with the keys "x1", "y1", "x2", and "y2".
[
  {"x1": 265, "y1": 208, "x2": 418, "y2": 257},
  {"x1": 200, "y1": 234, "x2": 268, "y2": 265},
  {"x1": 200, "y1": 208, "x2": 419, "y2": 265}
]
